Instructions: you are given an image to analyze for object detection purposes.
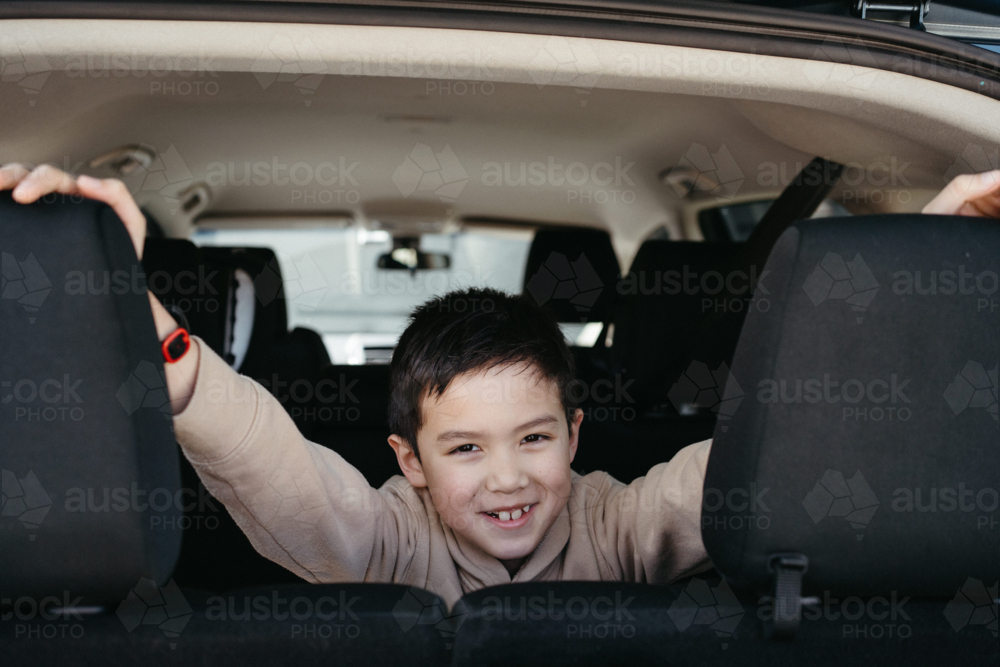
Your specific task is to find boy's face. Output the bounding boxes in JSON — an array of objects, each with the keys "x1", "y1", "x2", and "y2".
[{"x1": 389, "y1": 362, "x2": 582, "y2": 571}]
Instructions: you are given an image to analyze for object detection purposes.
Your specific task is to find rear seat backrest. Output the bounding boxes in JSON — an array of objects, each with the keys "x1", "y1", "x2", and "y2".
[
  {"x1": 0, "y1": 192, "x2": 181, "y2": 604},
  {"x1": 305, "y1": 364, "x2": 399, "y2": 487},
  {"x1": 611, "y1": 240, "x2": 741, "y2": 410},
  {"x1": 703, "y1": 215, "x2": 999, "y2": 629}
]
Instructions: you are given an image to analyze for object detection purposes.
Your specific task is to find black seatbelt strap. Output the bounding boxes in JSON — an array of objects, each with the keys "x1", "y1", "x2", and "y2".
[
  {"x1": 767, "y1": 553, "x2": 815, "y2": 640},
  {"x1": 729, "y1": 156, "x2": 845, "y2": 304}
]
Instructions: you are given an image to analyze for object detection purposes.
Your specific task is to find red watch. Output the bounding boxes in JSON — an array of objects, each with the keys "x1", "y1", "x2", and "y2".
[{"x1": 161, "y1": 327, "x2": 191, "y2": 363}]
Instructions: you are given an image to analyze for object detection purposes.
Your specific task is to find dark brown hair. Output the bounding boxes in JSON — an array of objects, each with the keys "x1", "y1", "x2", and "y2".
[{"x1": 388, "y1": 287, "x2": 577, "y2": 459}]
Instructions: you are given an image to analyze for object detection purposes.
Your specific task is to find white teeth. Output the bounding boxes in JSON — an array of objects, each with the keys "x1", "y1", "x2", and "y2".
[
  {"x1": 511, "y1": 509, "x2": 523, "y2": 520},
  {"x1": 498, "y1": 511, "x2": 511, "y2": 521},
  {"x1": 523, "y1": 505, "x2": 531, "y2": 513}
]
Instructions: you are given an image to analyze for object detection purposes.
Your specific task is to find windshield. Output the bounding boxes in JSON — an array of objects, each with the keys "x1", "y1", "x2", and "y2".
[{"x1": 191, "y1": 225, "x2": 533, "y2": 363}]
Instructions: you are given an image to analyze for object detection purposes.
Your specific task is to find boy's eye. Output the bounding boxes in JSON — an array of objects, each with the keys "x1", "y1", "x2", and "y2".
[
  {"x1": 451, "y1": 444, "x2": 481, "y2": 454},
  {"x1": 522, "y1": 433, "x2": 549, "y2": 444}
]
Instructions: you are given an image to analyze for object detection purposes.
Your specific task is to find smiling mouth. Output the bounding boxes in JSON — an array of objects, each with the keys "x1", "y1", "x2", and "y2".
[{"x1": 482, "y1": 504, "x2": 534, "y2": 524}]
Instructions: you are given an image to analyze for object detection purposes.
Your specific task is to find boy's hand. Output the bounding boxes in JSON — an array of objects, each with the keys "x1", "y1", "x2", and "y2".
[
  {"x1": 1, "y1": 163, "x2": 148, "y2": 259},
  {"x1": 922, "y1": 169, "x2": 1000, "y2": 218}
]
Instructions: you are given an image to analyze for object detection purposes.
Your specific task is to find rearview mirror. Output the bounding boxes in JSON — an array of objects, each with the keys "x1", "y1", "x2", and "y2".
[{"x1": 377, "y1": 237, "x2": 451, "y2": 270}]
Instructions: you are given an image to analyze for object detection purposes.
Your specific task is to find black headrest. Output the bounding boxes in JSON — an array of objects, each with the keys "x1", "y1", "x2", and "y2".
[
  {"x1": 523, "y1": 227, "x2": 620, "y2": 323},
  {"x1": 703, "y1": 214, "x2": 999, "y2": 599},
  {"x1": 612, "y1": 240, "x2": 742, "y2": 407},
  {"x1": 199, "y1": 247, "x2": 289, "y2": 361},
  {"x1": 0, "y1": 192, "x2": 181, "y2": 604},
  {"x1": 299, "y1": 364, "x2": 389, "y2": 431},
  {"x1": 142, "y1": 237, "x2": 231, "y2": 354}
]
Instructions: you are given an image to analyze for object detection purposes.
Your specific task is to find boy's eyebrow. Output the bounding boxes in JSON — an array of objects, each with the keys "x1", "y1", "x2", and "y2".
[{"x1": 435, "y1": 415, "x2": 561, "y2": 444}]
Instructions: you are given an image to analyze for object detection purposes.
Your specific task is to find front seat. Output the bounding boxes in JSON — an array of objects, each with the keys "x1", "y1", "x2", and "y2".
[
  {"x1": 704, "y1": 214, "x2": 998, "y2": 651},
  {"x1": 0, "y1": 192, "x2": 454, "y2": 667},
  {"x1": 0, "y1": 191, "x2": 182, "y2": 605}
]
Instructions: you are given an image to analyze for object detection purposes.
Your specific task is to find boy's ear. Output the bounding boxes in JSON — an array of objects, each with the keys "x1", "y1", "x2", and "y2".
[
  {"x1": 388, "y1": 434, "x2": 428, "y2": 488},
  {"x1": 568, "y1": 408, "x2": 584, "y2": 464}
]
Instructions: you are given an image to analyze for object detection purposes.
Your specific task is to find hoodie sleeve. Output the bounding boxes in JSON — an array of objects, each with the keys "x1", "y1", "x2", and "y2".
[
  {"x1": 582, "y1": 439, "x2": 713, "y2": 584},
  {"x1": 171, "y1": 337, "x2": 425, "y2": 584}
]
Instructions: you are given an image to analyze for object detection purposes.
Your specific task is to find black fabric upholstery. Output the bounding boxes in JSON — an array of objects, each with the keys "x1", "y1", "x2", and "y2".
[
  {"x1": 523, "y1": 227, "x2": 621, "y2": 323},
  {"x1": 452, "y1": 578, "x2": 997, "y2": 666},
  {"x1": 571, "y1": 416, "x2": 715, "y2": 482},
  {"x1": 0, "y1": 191, "x2": 180, "y2": 605},
  {"x1": 612, "y1": 240, "x2": 742, "y2": 410},
  {"x1": 306, "y1": 364, "x2": 401, "y2": 488},
  {"x1": 703, "y1": 215, "x2": 1000, "y2": 598},
  {"x1": 142, "y1": 238, "x2": 231, "y2": 355},
  {"x1": 1, "y1": 584, "x2": 453, "y2": 666}
]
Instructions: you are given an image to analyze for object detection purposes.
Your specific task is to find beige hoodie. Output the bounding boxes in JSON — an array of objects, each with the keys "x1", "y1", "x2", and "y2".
[{"x1": 174, "y1": 339, "x2": 712, "y2": 607}]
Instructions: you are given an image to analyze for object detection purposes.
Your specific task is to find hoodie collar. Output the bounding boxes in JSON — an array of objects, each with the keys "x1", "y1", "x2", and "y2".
[{"x1": 441, "y1": 500, "x2": 572, "y2": 594}]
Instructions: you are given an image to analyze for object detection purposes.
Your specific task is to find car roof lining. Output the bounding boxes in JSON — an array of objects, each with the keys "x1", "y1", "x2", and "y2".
[{"x1": 2, "y1": 19, "x2": 998, "y2": 265}]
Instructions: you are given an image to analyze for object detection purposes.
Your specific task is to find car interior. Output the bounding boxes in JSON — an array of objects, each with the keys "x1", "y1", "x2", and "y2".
[{"x1": 1, "y1": 4, "x2": 998, "y2": 665}]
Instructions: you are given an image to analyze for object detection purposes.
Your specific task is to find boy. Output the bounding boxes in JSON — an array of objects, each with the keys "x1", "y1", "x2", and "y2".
[
  {"x1": 176, "y1": 287, "x2": 712, "y2": 607},
  {"x1": 2, "y1": 163, "x2": 998, "y2": 607}
]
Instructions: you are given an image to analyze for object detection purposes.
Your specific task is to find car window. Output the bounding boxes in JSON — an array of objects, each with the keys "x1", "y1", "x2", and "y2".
[
  {"x1": 699, "y1": 198, "x2": 851, "y2": 242},
  {"x1": 191, "y1": 226, "x2": 533, "y2": 363}
]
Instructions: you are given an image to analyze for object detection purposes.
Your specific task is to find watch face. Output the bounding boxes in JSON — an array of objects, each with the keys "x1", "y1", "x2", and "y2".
[{"x1": 165, "y1": 329, "x2": 190, "y2": 363}]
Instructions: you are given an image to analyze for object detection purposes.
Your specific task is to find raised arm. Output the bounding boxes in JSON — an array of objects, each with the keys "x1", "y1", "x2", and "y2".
[
  {"x1": 578, "y1": 439, "x2": 713, "y2": 584},
  {"x1": 173, "y1": 340, "x2": 425, "y2": 583}
]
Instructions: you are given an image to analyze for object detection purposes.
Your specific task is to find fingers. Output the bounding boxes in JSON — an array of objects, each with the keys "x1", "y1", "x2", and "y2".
[
  {"x1": 76, "y1": 175, "x2": 147, "y2": 258},
  {"x1": 1, "y1": 163, "x2": 147, "y2": 260},
  {"x1": 6, "y1": 163, "x2": 80, "y2": 203},
  {"x1": 923, "y1": 169, "x2": 1000, "y2": 216},
  {"x1": 0, "y1": 163, "x2": 31, "y2": 190}
]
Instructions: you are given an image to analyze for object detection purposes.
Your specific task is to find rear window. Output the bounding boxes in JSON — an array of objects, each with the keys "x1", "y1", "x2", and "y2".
[{"x1": 191, "y1": 226, "x2": 533, "y2": 363}]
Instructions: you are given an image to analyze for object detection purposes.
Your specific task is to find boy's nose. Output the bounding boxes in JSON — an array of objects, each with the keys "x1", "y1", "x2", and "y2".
[{"x1": 484, "y1": 451, "x2": 528, "y2": 494}]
